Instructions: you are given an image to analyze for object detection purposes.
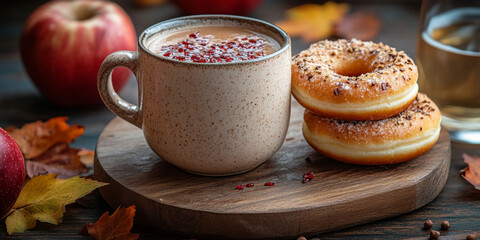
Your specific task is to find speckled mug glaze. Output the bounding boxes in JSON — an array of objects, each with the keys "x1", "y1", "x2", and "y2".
[{"x1": 98, "y1": 15, "x2": 291, "y2": 176}]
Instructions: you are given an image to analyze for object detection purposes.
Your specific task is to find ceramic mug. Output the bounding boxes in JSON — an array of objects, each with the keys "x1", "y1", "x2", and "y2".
[{"x1": 98, "y1": 15, "x2": 291, "y2": 176}]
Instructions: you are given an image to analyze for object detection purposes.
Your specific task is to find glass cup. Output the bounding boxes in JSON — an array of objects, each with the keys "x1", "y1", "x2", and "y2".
[{"x1": 416, "y1": 0, "x2": 480, "y2": 143}]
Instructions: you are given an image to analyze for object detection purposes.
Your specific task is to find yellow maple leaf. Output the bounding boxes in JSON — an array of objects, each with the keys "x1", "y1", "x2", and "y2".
[
  {"x1": 3, "y1": 174, "x2": 108, "y2": 235},
  {"x1": 276, "y1": 2, "x2": 349, "y2": 42}
]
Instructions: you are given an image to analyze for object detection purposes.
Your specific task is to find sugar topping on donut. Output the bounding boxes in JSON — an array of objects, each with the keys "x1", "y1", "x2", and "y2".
[
  {"x1": 293, "y1": 39, "x2": 417, "y2": 98},
  {"x1": 292, "y1": 39, "x2": 419, "y2": 120},
  {"x1": 302, "y1": 93, "x2": 441, "y2": 165},
  {"x1": 304, "y1": 93, "x2": 440, "y2": 144}
]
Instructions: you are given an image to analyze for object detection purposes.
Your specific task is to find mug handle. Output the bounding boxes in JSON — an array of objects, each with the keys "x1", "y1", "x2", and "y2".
[{"x1": 98, "y1": 51, "x2": 142, "y2": 128}]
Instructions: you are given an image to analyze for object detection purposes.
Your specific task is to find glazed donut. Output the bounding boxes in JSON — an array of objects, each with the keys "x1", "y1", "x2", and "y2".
[
  {"x1": 292, "y1": 39, "x2": 418, "y2": 121},
  {"x1": 302, "y1": 93, "x2": 441, "y2": 165}
]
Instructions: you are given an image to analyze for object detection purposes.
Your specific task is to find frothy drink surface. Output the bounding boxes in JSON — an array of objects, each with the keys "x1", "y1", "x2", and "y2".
[{"x1": 148, "y1": 26, "x2": 280, "y2": 63}]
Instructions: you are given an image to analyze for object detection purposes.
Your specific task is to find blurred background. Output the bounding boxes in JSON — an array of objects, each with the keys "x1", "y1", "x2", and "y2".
[{"x1": 8, "y1": 1, "x2": 480, "y2": 240}]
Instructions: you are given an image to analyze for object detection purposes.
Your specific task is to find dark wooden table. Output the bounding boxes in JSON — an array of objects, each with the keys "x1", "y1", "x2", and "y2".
[{"x1": 1, "y1": 0, "x2": 479, "y2": 239}]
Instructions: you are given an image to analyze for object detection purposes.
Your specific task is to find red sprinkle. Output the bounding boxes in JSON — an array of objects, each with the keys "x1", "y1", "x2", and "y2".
[
  {"x1": 246, "y1": 183, "x2": 254, "y2": 188},
  {"x1": 302, "y1": 172, "x2": 314, "y2": 183},
  {"x1": 264, "y1": 182, "x2": 275, "y2": 186},
  {"x1": 158, "y1": 32, "x2": 268, "y2": 63},
  {"x1": 236, "y1": 184, "x2": 245, "y2": 190}
]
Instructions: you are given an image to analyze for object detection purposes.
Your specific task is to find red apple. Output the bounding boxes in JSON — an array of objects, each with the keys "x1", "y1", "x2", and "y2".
[
  {"x1": 20, "y1": 0, "x2": 137, "y2": 107},
  {"x1": 0, "y1": 128, "x2": 25, "y2": 219},
  {"x1": 173, "y1": 0, "x2": 263, "y2": 15}
]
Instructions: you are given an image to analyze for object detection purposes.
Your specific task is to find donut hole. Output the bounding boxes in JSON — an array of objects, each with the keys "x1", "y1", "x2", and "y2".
[{"x1": 333, "y1": 59, "x2": 375, "y2": 77}]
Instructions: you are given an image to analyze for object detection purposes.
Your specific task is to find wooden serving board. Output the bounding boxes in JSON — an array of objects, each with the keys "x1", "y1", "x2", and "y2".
[{"x1": 94, "y1": 100, "x2": 451, "y2": 240}]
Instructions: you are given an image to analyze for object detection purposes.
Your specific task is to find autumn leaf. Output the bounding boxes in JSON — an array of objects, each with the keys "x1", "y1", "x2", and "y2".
[
  {"x1": 26, "y1": 143, "x2": 90, "y2": 179},
  {"x1": 275, "y1": 2, "x2": 349, "y2": 42},
  {"x1": 334, "y1": 13, "x2": 381, "y2": 40},
  {"x1": 3, "y1": 174, "x2": 108, "y2": 235},
  {"x1": 81, "y1": 205, "x2": 139, "y2": 240},
  {"x1": 460, "y1": 153, "x2": 480, "y2": 190},
  {"x1": 7, "y1": 117, "x2": 84, "y2": 159}
]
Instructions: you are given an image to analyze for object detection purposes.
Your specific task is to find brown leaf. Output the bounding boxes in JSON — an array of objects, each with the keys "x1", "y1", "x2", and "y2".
[
  {"x1": 460, "y1": 153, "x2": 480, "y2": 190},
  {"x1": 81, "y1": 205, "x2": 139, "y2": 240},
  {"x1": 26, "y1": 143, "x2": 89, "y2": 179},
  {"x1": 275, "y1": 2, "x2": 350, "y2": 42},
  {"x1": 334, "y1": 13, "x2": 381, "y2": 41},
  {"x1": 7, "y1": 117, "x2": 84, "y2": 159}
]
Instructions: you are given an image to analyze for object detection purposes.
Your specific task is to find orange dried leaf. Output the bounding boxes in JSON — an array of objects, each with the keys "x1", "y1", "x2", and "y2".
[
  {"x1": 26, "y1": 143, "x2": 89, "y2": 179},
  {"x1": 275, "y1": 2, "x2": 349, "y2": 42},
  {"x1": 334, "y1": 13, "x2": 381, "y2": 40},
  {"x1": 460, "y1": 153, "x2": 480, "y2": 190},
  {"x1": 81, "y1": 205, "x2": 139, "y2": 240},
  {"x1": 7, "y1": 117, "x2": 84, "y2": 159}
]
